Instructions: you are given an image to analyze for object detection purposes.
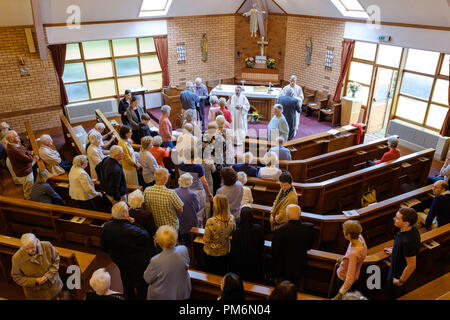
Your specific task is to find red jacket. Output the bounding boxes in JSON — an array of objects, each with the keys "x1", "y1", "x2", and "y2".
[
  {"x1": 220, "y1": 106, "x2": 232, "y2": 124},
  {"x1": 6, "y1": 143, "x2": 34, "y2": 177},
  {"x1": 375, "y1": 148, "x2": 400, "y2": 165}
]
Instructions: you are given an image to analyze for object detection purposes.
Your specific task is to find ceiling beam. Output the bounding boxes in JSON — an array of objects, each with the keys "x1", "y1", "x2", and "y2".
[
  {"x1": 30, "y1": 0, "x2": 47, "y2": 60},
  {"x1": 271, "y1": 0, "x2": 287, "y2": 14},
  {"x1": 235, "y1": 0, "x2": 247, "y2": 14}
]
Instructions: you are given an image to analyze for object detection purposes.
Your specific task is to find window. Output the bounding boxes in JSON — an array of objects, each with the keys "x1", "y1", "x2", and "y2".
[
  {"x1": 64, "y1": 37, "x2": 163, "y2": 103},
  {"x1": 353, "y1": 41, "x2": 376, "y2": 61},
  {"x1": 405, "y1": 49, "x2": 440, "y2": 75},
  {"x1": 330, "y1": 0, "x2": 369, "y2": 18},
  {"x1": 348, "y1": 62, "x2": 373, "y2": 85},
  {"x1": 139, "y1": 0, "x2": 173, "y2": 17},
  {"x1": 400, "y1": 73, "x2": 433, "y2": 100},
  {"x1": 440, "y1": 54, "x2": 449, "y2": 76},
  {"x1": 396, "y1": 96, "x2": 428, "y2": 124},
  {"x1": 432, "y1": 79, "x2": 449, "y2": 105},
  {"x1": 426, "y1": 104, "x2": 448, "y2": 129},
  {"x1": 376, "y1": 45, "x2": 402, "y2": 68}
]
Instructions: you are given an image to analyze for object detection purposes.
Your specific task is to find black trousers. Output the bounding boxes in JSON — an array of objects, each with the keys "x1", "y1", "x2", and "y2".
[
  {"x1": 117, "y1": 264, "x2": 148, "y2": 300},
  {"x1": 197, "y1": 103, "x2": 205, "y2": 131},
  {"x1": 205, "y1": 254, "x2": 229, "y2": 276}
]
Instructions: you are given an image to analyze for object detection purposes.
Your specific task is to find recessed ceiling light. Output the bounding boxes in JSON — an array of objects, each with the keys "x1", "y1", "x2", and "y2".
[{"x1": 139, "y1": 0, "x2": 173, "y2": 17}]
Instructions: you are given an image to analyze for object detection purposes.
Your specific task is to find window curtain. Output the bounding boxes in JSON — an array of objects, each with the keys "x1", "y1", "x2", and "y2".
[
  {"x1": 48, "y1": 44, "x2": 68, "y2": 106},
  {"x1": 333, "y1": 39, "x2": 356, "y2": 102},
  {"x1": 153, "y1": 36, "x2": 169, "y2": 87},
  {"x1": 440, "y1": 61, "x2": 450, "y2": 137}
]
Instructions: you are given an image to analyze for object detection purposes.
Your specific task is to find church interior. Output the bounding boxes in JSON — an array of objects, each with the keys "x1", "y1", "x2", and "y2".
[{"x1": 0, "y1": 0, "x2": 449, "y2": 302}]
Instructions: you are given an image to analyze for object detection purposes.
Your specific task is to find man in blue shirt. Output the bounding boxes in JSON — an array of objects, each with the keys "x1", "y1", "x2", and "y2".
[
  {"x1": 269, "y1": 137, "x2": 292, "y2": 161},
  {"x1": 267, "y1": 104, "x2": 289, "y2": 142},
  {"x1": 193, "y1": 77, "x2": 209, "y2": 132},
  {"x1": 426, "y1": 180, "x2": 450, "y2": 229},
  {"x1": 232, "y1": 152, "x2": 259, "y2": 177},
  {"x1": 180, "y1": 81, "x2": 200, "y2": 123}
]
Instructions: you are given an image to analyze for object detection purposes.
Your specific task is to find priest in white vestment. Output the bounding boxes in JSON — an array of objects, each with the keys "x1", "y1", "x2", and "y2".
[
  {"x1": 228, "y1": 86, "x2": 250, "y2": 146},
  {"x1": 279, "y1": 75, "x2": 304, "y2": 137}
]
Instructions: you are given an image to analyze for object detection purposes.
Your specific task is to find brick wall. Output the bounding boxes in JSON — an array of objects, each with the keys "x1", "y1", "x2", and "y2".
[
  {"x1": 284, "y1": 16, "x2": 345, "y2": 94},
  {"x1": 167, "y1": 15, "x2": 235, "y2": 87},
  {"x1": 0, "y1": 26, "x2": 62, "y2": 134},
  {"x1": 235, "y1": 14, "x2": 287, "y2": 79}
]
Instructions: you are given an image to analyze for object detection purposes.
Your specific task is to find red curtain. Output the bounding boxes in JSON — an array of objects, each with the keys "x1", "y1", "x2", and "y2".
[
  {"x1": 154, "y1": 36, "x2": 169, "y2": 87},
  {"x1": 333, "y1": 39, "x2": 356, "y2": 102},
  {"x1": 440, "y1": 61, "x2": 450, "y2": 137},
  {"x1": 48, "y1": 44, "x2": 68, "y2": 106}
]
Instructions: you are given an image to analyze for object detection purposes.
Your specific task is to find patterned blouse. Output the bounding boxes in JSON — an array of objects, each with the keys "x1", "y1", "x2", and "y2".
[{"x1": 203, "y1": 215, "x2": 236, "y2": 257}]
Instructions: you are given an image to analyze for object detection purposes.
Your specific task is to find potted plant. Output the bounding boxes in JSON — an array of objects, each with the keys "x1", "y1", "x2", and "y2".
[
  {"x1": 249, "y1": 111, "x2": 261, "y2": 124},
  {"x1": 266, "y1": 58, "x2": 277, "y2": 69},
  {"x1": 245, "y1": 57, "x2": 255, "y2": 68},
  {"x1": 348, "y1": 82, "x2": 361, "y2": 98}
]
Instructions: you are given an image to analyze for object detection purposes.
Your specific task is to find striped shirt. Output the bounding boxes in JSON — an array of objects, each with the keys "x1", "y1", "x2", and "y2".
[
  {"x1": 144, "y1": 184, "x2": 184, "y2": 231},
  {"x1": 159, "y1": 117, "x2": 172, "y2": 142}
]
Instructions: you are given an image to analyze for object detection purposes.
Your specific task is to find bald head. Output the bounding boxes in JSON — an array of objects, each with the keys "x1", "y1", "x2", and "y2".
[
  {"x1": 433, "y1": 180, "x2": 449, "y2": 195},
  {"x1": 286, "y1": 204, "x2": 301, "y2": 221}
]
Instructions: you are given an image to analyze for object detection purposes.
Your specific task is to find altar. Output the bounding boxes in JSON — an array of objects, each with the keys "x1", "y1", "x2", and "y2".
[{"x1": 210, "y1": 84, "x2": 282, "y2": 120}]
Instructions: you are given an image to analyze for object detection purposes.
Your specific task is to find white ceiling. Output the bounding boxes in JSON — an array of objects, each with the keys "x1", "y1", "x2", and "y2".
[{"x1": 0, "y1": 0, "x2": 449, "y2": 28}]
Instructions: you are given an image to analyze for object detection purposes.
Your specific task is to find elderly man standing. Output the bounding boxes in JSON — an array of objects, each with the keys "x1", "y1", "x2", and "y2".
[
  {"x1": 5, "y1": 131, "x2": 38, "y2": 200},
  {"x1": 11, "y1": 233, "x2": 63, "y2": 300},
  {"x1": 96, "y1": 145, "x2": 127, "y2": 205},
  {"x1": 279, "y1": 75, "x2": 304, "y2": 138},
  {"x1": 277, "y1": 86, "x2": 302, "y2": 140},
  {"x1": 180, "y1": 81, "x2": 200, "y2": 123},
  {"x1": 229, "y1": 86, "x2": 250, "y2": 146},
  {"x1": 144, "y1": 168, "x2": 184, "y2": 231},
  {"x1": 38, "y1": 134, "x2": 72, "y2": 176},
  {"x1": 101, "y1": 201, "x2": 151, "y2": 300},
  {"x1": 272, "y1": 204, "x2": 314, "y2": 289},
  {"x1": 267, "y1": 104, "x2": 289, "y2": 143},
  {"x1": 193, "y1": 77, "x2": 209, "y2": 132}
]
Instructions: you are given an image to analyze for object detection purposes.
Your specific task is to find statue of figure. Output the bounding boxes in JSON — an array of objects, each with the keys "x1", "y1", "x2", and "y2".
[
  {"x1": 306, "y1": 38, "x2": 312, "y2": 65},
  {"x1": 201, "y1": 33, "x2": 208, "y2": 62},
  {"x1": 243, "y1": 4, "x2": 266, "y2": 38}
]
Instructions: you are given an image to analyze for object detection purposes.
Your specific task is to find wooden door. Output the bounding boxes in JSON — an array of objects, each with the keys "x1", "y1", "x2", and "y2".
[{"x1": 367, "y1": 68, "x2": 393, "y2": 133}]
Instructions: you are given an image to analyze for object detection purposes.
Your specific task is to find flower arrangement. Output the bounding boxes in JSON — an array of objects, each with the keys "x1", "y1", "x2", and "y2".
[
  {"x1": 348, "y1": 82, "x2": 361, "y2": 98},
  {"x1": 250, "y1": 111, "x2": 261, "y2": 123},
  {"x1": 266, "y1": 58, "x2": 277, "y2": 69},
  {"x1": 245, "y1": 57, "x2": 255, "y2": 68}
]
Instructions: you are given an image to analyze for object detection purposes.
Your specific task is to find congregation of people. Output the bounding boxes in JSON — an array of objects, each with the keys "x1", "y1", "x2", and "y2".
[{"x1": 1, "y1": 73, "x2": 449, "y2": 301}]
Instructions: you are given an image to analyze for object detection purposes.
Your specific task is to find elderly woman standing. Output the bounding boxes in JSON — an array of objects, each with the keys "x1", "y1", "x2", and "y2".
[
  {"x1": 87, "y1": 132, "x2": 105, "y2": 180},
  {"x1": 139, "y1": 136, "x2": 159, "y2": 188},
  {"x1": 175, "y1": 173, "x2": 201, "y2": 246},
  {"x1": 11, "y1": 233, "x2": 63, "y2": 300},
  {"x1": 203, "y1": 194, "x2": 236, "y2": 275},
  {"x1": 31, "y1": 169, "x2": 63, "y2": 205},
  {"x1": 258, "y1": 151, "x2": 282, "y2": 180},
  {"x1": 118, "y1": 125, "x2": 141, "y2": 185},
  {"x1": 69, "y1": 155, "x2": 103, "y2": 210},
  {"x1": 144, "y1": 225, "x2": 191, "y2": 300},
  {"x1": 216, "y1": 167, "x2": 243, "y2": 221},
  {"x1": 270, "y1": 172, "x2": 298, "y2": 230},
  {"x1": 208, "y1": 95, "x2": 221, "y2": 122},
  {"x1": 332, "y1": 220, "x2": 367, "y2": 300},
  {"x1": 182, "y1": 109, "x2": 202, "y2": 139},
  {"x1": 85, "y1": 268, "x2": 127, "y2": 300}
]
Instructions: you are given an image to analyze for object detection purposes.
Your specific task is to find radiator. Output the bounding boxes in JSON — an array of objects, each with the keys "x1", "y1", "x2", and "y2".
[
  {"x1": 65, "y1": 98, "x2": 118, "y2": 124},
  {"x1": 387, "y1": 119, "x2": 450, "y2": 160}
]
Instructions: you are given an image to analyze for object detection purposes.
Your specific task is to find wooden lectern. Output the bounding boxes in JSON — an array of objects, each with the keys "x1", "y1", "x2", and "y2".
[
  {"x1": 162, "y1": 87, "x2": 184, "y2": 128},
  {"x1": 340, "y1": 96, "x2": 362, "y2": 126}
]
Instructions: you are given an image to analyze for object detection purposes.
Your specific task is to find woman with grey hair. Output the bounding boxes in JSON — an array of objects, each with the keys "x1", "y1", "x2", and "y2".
[
  {"x1": 139, "y1": 136, "x2": 159, "y2": 188},
  {"x1": 30, "y1": 169, "x2": 63, "y2": 205},
  {"x1": 11, "y1": 233, "x2": 63, "y2": 300},
  {"x1": 258, "y1": 151, "x2": 282, "y2": 180},
  {"x1": 208, "y1": 95, "x2": 221, "y2": 122},
  {"x1": 69, "y1": 154, "x2": 102, "y2": 210},
  {"x1": 367, "y1": 136, "x2": 400, "y2": 166},
  {"x1": 85, "y1": 268, "x2": 127, "y2": 300},
  {"x1": 175, "y1": 173, "x2": 201, "y2": 246},
  {"x1": 87, "y1": 132, "x2": 105, "y2": 180},
  {"x1": 183, "y1": 108, "x2": 202, "y2": 138}
]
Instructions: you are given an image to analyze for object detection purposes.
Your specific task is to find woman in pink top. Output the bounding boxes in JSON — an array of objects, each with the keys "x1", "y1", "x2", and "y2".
[
  {"x1": 208, "y1": 95, "x2": 221, "y2": 122},
  {"x1": 332, "y1": 220, "x2": 367, "y2": 300}
]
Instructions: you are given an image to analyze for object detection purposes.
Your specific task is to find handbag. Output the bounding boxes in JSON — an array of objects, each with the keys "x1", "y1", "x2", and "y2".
[{"x1": 361, "y1": 188, "x2": 377, "y2": 207}]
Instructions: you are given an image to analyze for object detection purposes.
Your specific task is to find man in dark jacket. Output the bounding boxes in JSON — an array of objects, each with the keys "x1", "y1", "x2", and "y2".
[
  {"x1": 96, "y1": 145, "x2": 127, "y2": 204},
  {"x1": 277, "y1": 87, "x2": 302, "y2": 141},
  {"x1": 101, "y1": 201, "x2": 151, "y2": 300},
  {"x1": 118, "y1": 89, "x2": 131, "y2": 126},
  {"x1": 426, "y1": 180, "x2": 450, "y2": 229},
  {"x1": 272, "y1": 204, "x2": 314, "y2": 289}
]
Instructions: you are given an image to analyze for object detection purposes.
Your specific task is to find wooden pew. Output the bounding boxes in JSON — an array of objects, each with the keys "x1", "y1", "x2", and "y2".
[
  {"x1": 0, "y1": 234, "x2": 96, "y2": 300},
  {"x1": 256, "y1": 136, "x2": 394, "y2": 183},
  {"x1": 0, "y1": 196, "x2": 111, "y2": 248},
  {"x1": 188, "y1": 269, "x2": 323, "y2": 300},
  {"x1": 397, "y1": 272, "x2": 450, "y2": 300},
  {"x1": 60, "y1": 114, "x2": 86, "y2": 156},
  {"x1": 246, "y1": 148, "x2": 435, "y2": 214},
  {"x1": 250, "y1": 184, "x2": 435, "y2": 253},
  {"x1": 245, "y1": 124, "x2": 366, "y2": 160},
  {"x1": 190, "y1": 224, "x2": 450, "y2": 298},
  {"x1": 24, "y1": 121, "x2": 46, "y2": 171}
]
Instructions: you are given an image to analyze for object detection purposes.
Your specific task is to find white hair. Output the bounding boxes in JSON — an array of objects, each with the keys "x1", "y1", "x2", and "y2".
[
  {"x1": 20, "y1": 233, "x2": 37, "y2": 248},
  {"x1": 178, "y1": 173, "x2": 193, "y2": 188},
  {"x1": 111, "y1": 201, "x2": 128, "y2": 219},
  {"x1": 161, "y1": 105, "x2": 171, "y2": 114},
  {"x1": 152, "y1": 135, "x2": 162, "y2": 146},
  {"x1": 73, "y1": 155, "x2": 87, "y2": 167},
  {"x1": 186, "y1": 81, "x2": 193, "y2": 88},
  {"x1": 184, "y1": 123, "x2": 193, "y2": 133},
  {"x1": 290, "y1": 75, "x2": 297, "y2": 81},
  {"x1": 89, "y1": 268, "x2": 111, "y2": 296},
  {"x1": 94, "y1": 123, "x2": 105, "y2": 131},
  {"x1": 195, "y1": 77, "x2": 202, "y2": 83},
  {"x1": 285, "y1": 87, "x2": 294, "y2": 97},
  {"x1": 127, "y1": 189, "x2": 144, "y2": 209},
  {"x1": 155, "y1": 168, "x2": 170, "y2": 182},
  {"x1": 209, "y1": 95, "x2": 219, "y2": 104},
  {"x1": 0, "y1": 122, "x2": 9, "y2": 130},
  {"x1": 184, "y1": 109, "x2": 195, "y2": 122},
  {"x1": 110, "y1": 145, "x2": 123, "y2": 159},
  {"x1": 274, "y1": 104, "x2": 283, "y2": 112},
  {"x1": 388, "y1": 136, "x2": 399, "y2": 148},
  {"x1": 237, "y1": 171, "x2": 247, "y2": 185},
  {"x1": 286, "y1": 204, "x2": 301, "y2": 220},
  {"x1": 39, "y1": 134, "x2": 52, "y2": 145},
  {"x1": 5, "y1": 131, "x2": 17, "y2": 143},
  {"x1": 215, "y1": 115, "x2": 226, "y2": 127},
  {"x1": 89, "y1": 132, "x2": 102, "y2": 145},
  {"x1": 263, "y1": 151, "x2": 279, "y2": 168}
]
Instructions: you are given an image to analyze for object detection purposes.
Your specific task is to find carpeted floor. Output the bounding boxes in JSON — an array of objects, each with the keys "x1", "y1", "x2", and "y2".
[{"x1": 147, "y1": 106, "x2": 333, "y2": 139}]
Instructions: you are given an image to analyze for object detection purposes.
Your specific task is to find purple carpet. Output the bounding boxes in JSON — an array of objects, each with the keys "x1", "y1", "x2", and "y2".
[{"x1": 148, "y1": 106, "x2": 332, "y2": 139}]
